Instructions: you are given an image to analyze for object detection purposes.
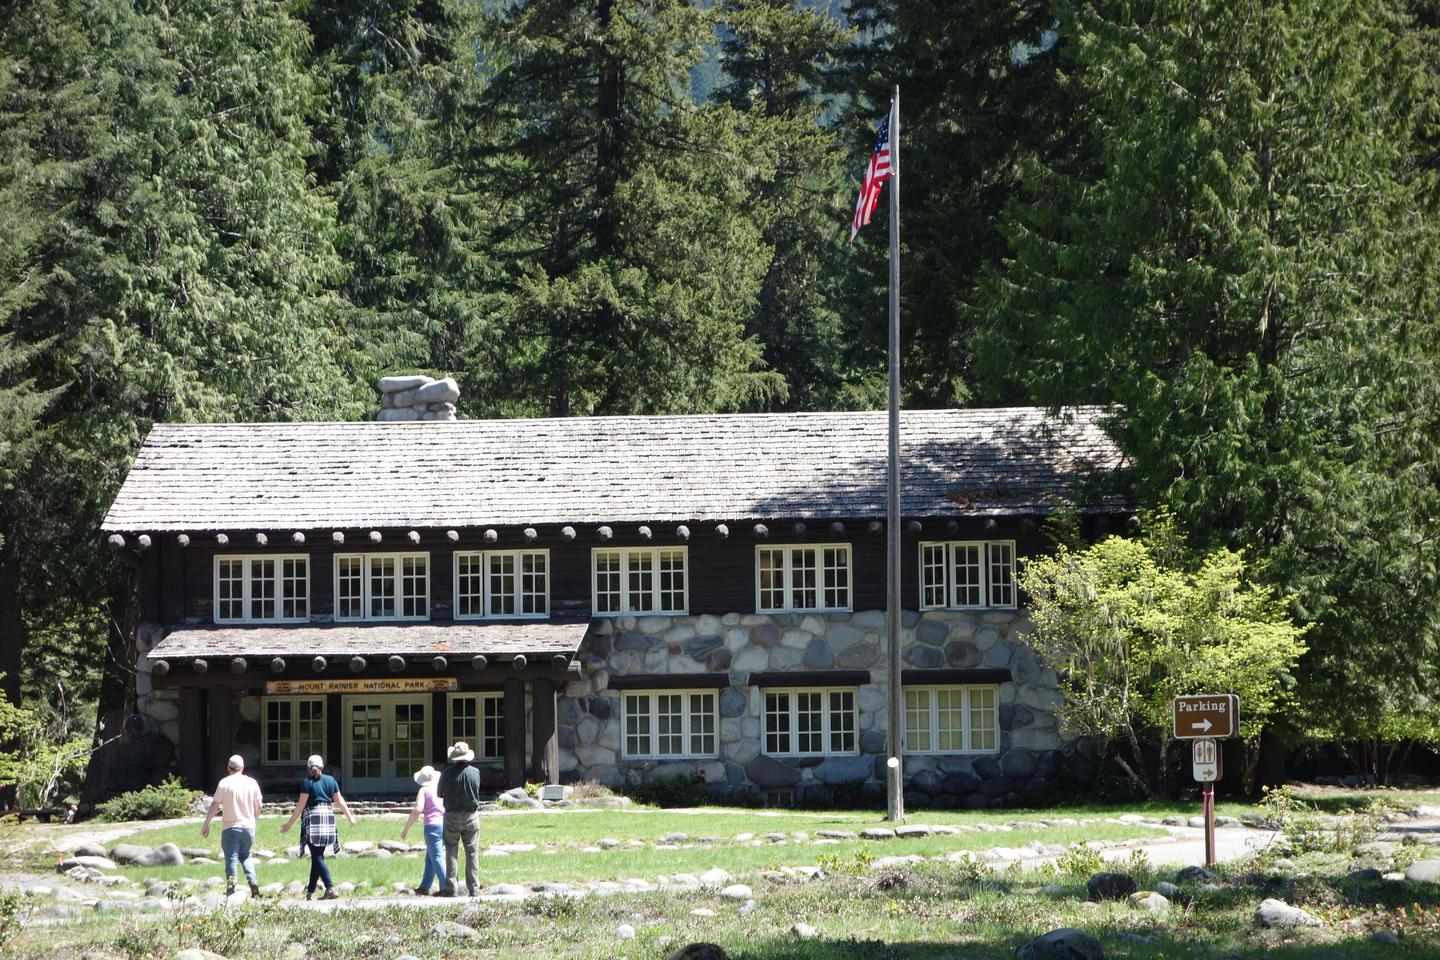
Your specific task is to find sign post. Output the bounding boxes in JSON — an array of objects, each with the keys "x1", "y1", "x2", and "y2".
[{"x1": 1173, "y1": 695, "x2": 1239, "y2": 869}]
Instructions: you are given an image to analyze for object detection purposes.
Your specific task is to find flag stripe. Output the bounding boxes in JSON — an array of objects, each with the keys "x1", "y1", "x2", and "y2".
[{"x1": 850, "y1": 114, "x2": 892, "y2": 242}]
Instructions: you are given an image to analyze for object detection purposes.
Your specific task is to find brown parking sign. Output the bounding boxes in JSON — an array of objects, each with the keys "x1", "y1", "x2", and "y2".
[{"x1": 1172, "y1": 694, "x2": 1239, "y2": 739}]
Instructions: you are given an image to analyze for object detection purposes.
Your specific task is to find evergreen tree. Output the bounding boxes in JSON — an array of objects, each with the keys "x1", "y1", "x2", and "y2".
[
  {"x1": 475, "y1": 0, "x2": 783, "y2": 416},
  {"x1": 837, "y1": 0, "x2": 1085, "y2": 407},
  {"x1": 716, "y1": 0, "x2": 864, "y2": 410},
  {"x1": 978, "y1": 0, "x2": 1440, "y2": 739}
]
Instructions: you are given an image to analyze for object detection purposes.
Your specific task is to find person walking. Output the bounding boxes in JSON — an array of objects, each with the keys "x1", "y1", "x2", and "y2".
[
  {"x1": 279, "y1": 755, "x2": 357, "y2": 901},
  {"x1": 437, "y1": 741, "x2": 482, "y2": 897},
  {"x1": 200, "y1": 754, "x2": 264, "y2": 897},
  {"x1": 400, "y1": 765, "x2": 446, "y2": 896}
]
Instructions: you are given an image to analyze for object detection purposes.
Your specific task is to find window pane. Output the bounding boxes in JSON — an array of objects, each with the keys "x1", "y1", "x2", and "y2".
[
  {"x1": 521, "y1": 552, "x2": 547, "y2": 615},
  {"x1": 758, "y1": 548, "x2": 785, "y2": 611},
  {"x1": 795, "y1": 691, "x2": 823, "y2": 754},
  {"x1": 481, "y1": 695, "x2": 505, "y2": 759},
  {"x1": 625, "y1": 694, "x2": 651, "y2": 757},
  {"x1": 369, "y1": 557, "x2": 396, "y2": 618},
  {"x1": 265, "y1": 700, "x2": 292, "y2": 763},
  {"x1": 489, "y1": 554, "x2": 516, "y2": 616},
  {"x1": 764, "y1": 692, "x2": 790, "y2": 754},
  {"x1": 822, "y1": 547, "x2": 850, "y2": 610},
  {"x1": 988, "y1": 542, "x2": 1015, "y2": 608},
  {"x1": 456, "y1": 554, "x2": 483, "y2": 617},
  {"x1": 936, "y1": 688, "x2": 966, "y2": 752},
  {"x1": 790, "y1": 548, "x2": 817, "y2": 610},
  {"x1": 656, "y1": 694, "x2": 683, "y2": 755},
  {"x1": 627, "y1": 550, "x2": 655, "y2": 612},
  {"x1": 659, "y1": 549, "x2": 686, "y2": 613},
  {"x1": 297, "y1": 699, "x2": 325, "y2": 759},
  {"x1": 251, "y1": 559, "x2": 276, "y2": 620},
  {"x1": 595, "y1": 551, "x2": 621, "y2": 614},
  {"x1": 336, "y1": 557, "x2": 363, "y2": 619},
  {"x1": 921, "y1": 544, "x2": 948, "y2": 608},
  {"x1": 904, "y1": 688, "x2": 932, "y2": 752},
  {"x1": 281, "y1": 558, "x2": 308, "y2": 620},
  {"x1": 970, "y1": 686, "x2": 998, "y2": 752},
  {"x1": 689, "y1": 693, "x2": 715, "y2": 755},
  {"x1": 401, "y1": 555, "x2": 428, "y2": 618},
  {"x1": 954, "y1": 544, "x2": 984, "y2": 607},
  {"x1": 217, "y1": 559, "x2": 245, "y2": 621},
  {"x1": 451, "y1": 695, "x2": 478, "y2": 744},
  {"x1": 828, "y1": 690, "x2": 856, "y2": 753}
]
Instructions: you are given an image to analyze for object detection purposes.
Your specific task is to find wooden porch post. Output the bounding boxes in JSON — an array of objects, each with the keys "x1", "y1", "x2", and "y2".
[
  {"x1": 503, "y1": 677, "x2": 525, "y2": 788},
  {"x1": 178, "y1": 688, "x2": 205, "y2": 788},
  {"x1": 206, "y1": 687, "x2": 234, "y2": 787},
  {"x1": 531, "y1": 677, "x2": 558, "y2": 785}
]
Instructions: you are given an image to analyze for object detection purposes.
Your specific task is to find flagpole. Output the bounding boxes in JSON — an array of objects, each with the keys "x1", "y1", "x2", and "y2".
[{"x1": 885, "y1": 85, "x2": 904, "y2": 823}]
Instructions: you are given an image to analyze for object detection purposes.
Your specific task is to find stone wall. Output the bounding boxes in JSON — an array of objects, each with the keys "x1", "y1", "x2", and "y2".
[
  {"x1": 557, "y1": 609, "x2": 1098, "y2": 808},
  {"x1": 376, "y1": 375, "x2": 459, "y2": 422},
  {"x1": 135, "y1": 624, "x2": 180, "y2": 746}
]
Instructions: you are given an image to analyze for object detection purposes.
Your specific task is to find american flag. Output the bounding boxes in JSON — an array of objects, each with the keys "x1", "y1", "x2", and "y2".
[{"x1": 850, "y1": 113, "x2": 892, "y2": 242}]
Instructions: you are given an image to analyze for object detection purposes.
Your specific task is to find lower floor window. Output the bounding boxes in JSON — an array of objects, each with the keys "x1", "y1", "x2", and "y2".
[
  {"x1": 904, "y1": 685, "x2": 999, "y2": 754},
  {"x1": 622, "y1": 690, "x2": 717, "y2": 759},
  {"x1": 264, "y1": 697, "x2": 326, "y2": 764},
  {"x1": 763, "y1": 687, "x2": 857, "y2": 756},
  {"x1": 450, "y1": 693, "x2": 505, "y2": 760}
]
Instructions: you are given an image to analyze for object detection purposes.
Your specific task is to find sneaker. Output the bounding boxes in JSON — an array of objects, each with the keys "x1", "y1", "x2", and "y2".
[
  {"x1": 412, "y1": 886, "x2": 430, "y2": 897},
  {"x1": 226, "y1": 883, "x2": 236, "y2": 897},
  {"x1": 249, "y1": 882, "x2": 261, "y2": 898},
  {"x1": 305, "y1": 889, "x2": 315, "y2": 901},
  {"x1": 435, "y1": 889, "x2": 456, "y2": 898},
  {"x1": 320, "y1": 888, "x2": 339, "y2": 901}
]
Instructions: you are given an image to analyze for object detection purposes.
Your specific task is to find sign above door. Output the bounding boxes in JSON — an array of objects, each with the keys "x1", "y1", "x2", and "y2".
[{"x1": 265, "y1": 677, "x2": 458, "y2": 695}]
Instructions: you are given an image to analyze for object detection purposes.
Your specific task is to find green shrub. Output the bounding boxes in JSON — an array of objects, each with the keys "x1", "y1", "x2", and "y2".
[
  {"x1": 1055, "y1": 842, "x2": 1106, "y2": 878},
  {"x1": 1259, "y1": 784, "x2": 1382, "y2": 856},
  {"x1": 568, "y1": 779, "x2": 616, "y2": 800},
  {"x1": 0, "y1": 889, "x2": 20, "y2": 953},
  {"x1": 95, "y1": 776, "x2": 198, "y2": 822},
  {"x1": 628, "y1": 773, "x2": 706, "y2": 808}
]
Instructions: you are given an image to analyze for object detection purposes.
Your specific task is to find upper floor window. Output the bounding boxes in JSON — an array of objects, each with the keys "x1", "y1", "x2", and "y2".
[
  {"x1": 762, "y1": 687, "x2": 858, "y2": 756},
  {"x1": 903, "y1": 684, "x2": 999, "y2": 754},
  {"x1": 919, "y1": 540, "x2": 1016, "y2": 609},
  {"x1": 592, "y1": 547, "x2": 688, "y2": 615},
  {"x1": 335, "y1": 553, "x2": 429, "y2": 621},
  {"x1": 214, "y1": 555, "x2": 308, "y2": 623},
  {"x1": 454, "y1": 550, "x2": 548, "y2": 619},
  {"x1": 622, "y1": 689, "x2": 717, "y2": 759},
  {"x1": 756, "y1": 544, "x2": 851, "y2": 613}
]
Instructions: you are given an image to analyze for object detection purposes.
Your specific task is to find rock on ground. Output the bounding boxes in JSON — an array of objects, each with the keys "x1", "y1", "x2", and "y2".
[
  {"x1": 1085, "y1": 872, "x2": 1137, "y2": 901},
  {"x1": 1404, "y1": 859, "x2": 1440, "y2": 882},
  {"x1": 719, "y1": 884, "x2": 752, "y2": 900},
  {"x1": 793, "y1": 922, "x2": 818, "y2": 939},
  {"x1": 433, "y1": 920, "x2": 479, "y2": 940},
  {"x1": 615, "y1": 924, "x2": 636, "y2": 941},
  {"x1": 1014, "y1": 927, "x2": 1105, "y2": 960},
  {"x1": 1255, "y1": 898, "x2": 1324, "y2": 928}
]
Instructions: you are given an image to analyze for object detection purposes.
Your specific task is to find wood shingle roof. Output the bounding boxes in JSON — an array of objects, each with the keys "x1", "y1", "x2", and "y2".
[
  {"x1": 101, "y1": 407, "x2": 1126, "y2": 532},
  {"x1": 149, "y1": 622, "x2": 588, "y2": 660}
]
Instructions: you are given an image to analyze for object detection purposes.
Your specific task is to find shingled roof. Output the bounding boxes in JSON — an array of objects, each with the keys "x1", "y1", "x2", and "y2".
[
  {"x1": 148, "y1": 622, "x2": 588, "y2": 661},
  {"x1": 102, "y1": 407, "x2": 1126, "y2": 532}
]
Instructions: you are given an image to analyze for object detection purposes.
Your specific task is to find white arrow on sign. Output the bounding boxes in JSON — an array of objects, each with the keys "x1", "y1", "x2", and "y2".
[{"x1": 1192, "y1": 718, "x2": 1212, "y2": 732}]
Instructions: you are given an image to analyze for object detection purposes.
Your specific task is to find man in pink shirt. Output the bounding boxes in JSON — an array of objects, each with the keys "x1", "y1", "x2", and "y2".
[{"x1": 202, "y1": 754, "x2": 265, "y2": 896}]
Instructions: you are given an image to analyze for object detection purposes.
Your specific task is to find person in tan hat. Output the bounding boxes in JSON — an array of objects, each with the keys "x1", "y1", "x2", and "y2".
[
  {"x1": 400, "y1": 764, "x2": 446, "y2": 895},
  {"x1": 437, "y1": 741, "x2": 482, "y2": 896}
]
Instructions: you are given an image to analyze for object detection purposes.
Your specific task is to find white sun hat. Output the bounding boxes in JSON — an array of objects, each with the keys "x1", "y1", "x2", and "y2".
[{"x1": 413, "y1": 765, "x2": 438, "y2": 786}]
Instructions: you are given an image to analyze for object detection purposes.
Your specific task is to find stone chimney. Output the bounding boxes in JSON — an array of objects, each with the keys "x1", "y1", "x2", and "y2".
[{"x1": 376, "y1": 375, "x2": 459, "y2": 421}]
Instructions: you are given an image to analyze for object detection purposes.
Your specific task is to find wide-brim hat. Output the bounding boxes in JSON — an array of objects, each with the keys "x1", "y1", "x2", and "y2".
[
  {"x1": 447, "y1": 741, "x2": 475, "y2": 763},
  {"x1": 413, "y1": 765, "x2": 438, "y2": 786}
]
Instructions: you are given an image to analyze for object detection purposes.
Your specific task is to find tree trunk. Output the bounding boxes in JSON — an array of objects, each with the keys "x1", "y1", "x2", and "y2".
[{"x1": 79, "y1": 560, "x2": 138, "y2": 810}]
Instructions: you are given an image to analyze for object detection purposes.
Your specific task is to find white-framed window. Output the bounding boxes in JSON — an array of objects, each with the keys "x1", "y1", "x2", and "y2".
[
  {"x1": 334, "y1": 553, "x2": 429, "y2": 621},
  {"x1": 453, "y1": 550, "x2": 549, "y2": 619},
  {"x1": 449, "y1": 693, "x2": 505, "y2": 760},
  {"x1": 762, "y1": 687, "x2": 858, "y2": 756},
  {"x1": 903, "y1": 685, "x2": 999, "y2": 754},
  {"x1": 263, "y1": 697, "x2": 326, "y2": 764},
  {"x1": 592, "y1": 547, "x2": 688, "y2": 615},
  {"x1": 755, "y1": 544, "x2": 851, "y2": 613},
  {"x1": 621, "y1": 690, "x2": 717, "y2": 759},
  {"x1": 918, "y1": 541, "x2": 1017, "y2": 610},
  {"x1": 214, "y1": 555, "x2": 309, "y2": 623}
]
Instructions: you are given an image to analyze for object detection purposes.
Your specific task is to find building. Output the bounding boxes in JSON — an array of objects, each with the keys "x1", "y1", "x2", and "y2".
[{"x1": 100, "y1": 404, "x2": 1126, "y2": 807}]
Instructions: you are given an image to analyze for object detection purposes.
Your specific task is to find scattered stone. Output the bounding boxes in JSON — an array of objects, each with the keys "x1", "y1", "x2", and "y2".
[
  {"x1": 59, "y1": 856, "x2": 117, "y2": 872},
  {"x1": 1015, "y1": 927, "x2": 1105, "y2": 960},
  {"x1": 1129, "y1": 891, "x2": 1170, "y2": 913},
  {"x1": 1404, "y1": 859, "x2": 1440, "y2": 882},
  {"x1": 66, "y1": 842, "x2": 108, "y2": 858},
  {"x1": 817, "y1": 830, "x2": 858, "y2": 840},
  {"x1": 793, "y1": 922, "x2": 818, "y2": 939},
  {"x1": 378, "y1": 840, "x2": 411, "y2": 853},
  {"x1": 1085, "y1": 872, "x2": 1136, "y2": 901},
  {"x1": 1176, "y1": 865, "x2": 1215, "y2": 883},
  {"x1": 720, "y1": 883, "x2": 752, "y2": 901},
  {"x1": 433, "y1": 920, "x2": 479, "y2": 940},
  {"x1": 342, "y1": 841, "x2": 375, "y2": 854},
  {"x1": 860, "y1": 828, "x2": 896, "y2": 840},
  {"x1": 1346, "y1": 868, "x2": 1383, "y2": 882},
  {"x1": 1370, "y1": 931, "x2": 1402, "y2": 945},
  {"x1": 1255, "y1": 898, "x2": 1323, "y2": 928},
  {"x1": 691, "y1": 908, "x2": 716, "y2": 917},
  {"x1": 1154, "y1": 881, "x2": 1183, "y2": 900},
  {"x1": 615, "y1": 924, "x2": 636, "y2": 941},
  {"x1": 895, "y1": 824, "x2": 931, "y2": 838},
  {"x1": 597, "y1": 838, "x2": 621, "y2": 849},
  {"x1": 699, "y1": 868, "x2": 730, "y2": 886}
]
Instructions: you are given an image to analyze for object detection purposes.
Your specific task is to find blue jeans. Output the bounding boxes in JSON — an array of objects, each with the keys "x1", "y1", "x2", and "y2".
[
  {"x1": 420, "y1": 823, "x2": 446, "y2": 892},
  {"x1": 220, "y1": 826, "x2": 256, "y2": 885}
]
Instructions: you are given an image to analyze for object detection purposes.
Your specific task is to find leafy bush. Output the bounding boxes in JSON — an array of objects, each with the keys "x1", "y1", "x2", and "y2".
[
  {"x1": 816, "y1": 847, "x2": 876, "y2": 876},
  {"x1": 0, "y1": 680, "x2": 91, "y2": 808},
  {"x1": 949, "y1": 851, "x2": 995, "y2": 884},
  {"x1": 568, "y1": 779, "x2": 616, "y2": 800},
  {"x1": 95, "y1": 776, "x2": 198, "y2": 822},
  {"x1": 522, "y1": 780, "x2": 543, "y2": 798},
  {"x1": 628, "y1": 773, "x2": 707, "y2": 808},
  {"x1": 1258, "y1": 784, "x2": 1382, "y2": 856},
  {"x1": 0, "y1": 889, "x2": 20, "y2": 953},
  {"x1": 1055, "y1": 842, "x2": 1106, "y2": 878}
]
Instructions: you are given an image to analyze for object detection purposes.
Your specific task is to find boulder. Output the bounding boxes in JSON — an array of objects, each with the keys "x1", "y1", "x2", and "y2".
[
  {"x1": 433, "y1": 920, "x2": 479, "y2": 939},
  {"x1": 1255, "y1": 898, "x2": 1323, "y2": 928},
  {"x1": 109, "y1": 844, "x2": 151, "y2": 865},
  {"x1": 59, "y1": 856, "x2": 116, "y2": 872},
  {"x1": 1346, "y1": 868, "x2": 1383, "y2": 882},
  {"x1": 945, "y1": 640, "x2": 981, "y2": 667},
  {"x1": 378, "y1": 375, "x2": 430, "y2": 392},
  {"x1": 793, "y1": 922, "x2": 818, "y2": 939},
  {"x1": 719, "y1": 883, "x2": 753, "y2": 900},
  {"x1": 1129, "y1": 891, "x2": 1170, "y2": 913},
  {"x1": 1014, "y1": 928, "x2": 1104, "y2": 960},
  {"x1": 1175, "y1": 865, "x2": 1215, "y2": 883},
  {"x1": 615, "y1": 924, "x2": 636, "y2": 940},
  {"x1": 1405, "y1": 859, "x2": 1440, "y2": 882},
  {"x1": 414, "y1": 377, "x2": 460, "y2": 404},
  {"x1": 802, "y1": 637, "x2": 835, "y2": 669},
  {"x1": 1085, "y1": 872, "x2": 1137, "y2": 901},
  {"x1": 745, "y1": 754, "x2": 800, "y2": 788}
]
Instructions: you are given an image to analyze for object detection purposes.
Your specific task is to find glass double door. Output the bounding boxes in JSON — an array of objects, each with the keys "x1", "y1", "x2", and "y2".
[{"x1": 341, "y1": 696, "x2": 431, "y2": 793}]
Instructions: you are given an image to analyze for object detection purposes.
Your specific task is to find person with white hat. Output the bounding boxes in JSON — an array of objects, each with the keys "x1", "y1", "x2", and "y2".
[
  {"x1": 400, "y1": 764, "x2": 446, "y2": 895},
  {"x1": 201, "y1": 754, "x2": 264, "y2": 897},
  {"x1": 437, "y1": 741, "x2": 482, "y2": 896},
  {"x1": 279, "y1": 754, "x2": 357, "y2": 900}
]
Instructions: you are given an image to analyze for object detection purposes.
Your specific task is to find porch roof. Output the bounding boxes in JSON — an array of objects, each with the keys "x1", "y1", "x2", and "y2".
[{"x1": 146, "y1": 621, "x2": 589, "y2": 661}]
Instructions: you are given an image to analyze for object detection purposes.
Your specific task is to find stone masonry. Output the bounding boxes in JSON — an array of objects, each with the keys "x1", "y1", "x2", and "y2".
[
  {"x1": 558, "y1": 609, "x2": 1098, "y2": 808},
  {"x1": 376, "y1": 375, "x2": 459, "y2": 421}
]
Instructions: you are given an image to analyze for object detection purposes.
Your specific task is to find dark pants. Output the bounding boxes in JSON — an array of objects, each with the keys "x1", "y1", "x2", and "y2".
[
  {"x1": 442, "y1": 810, "x2": 479, "y2": 895},
  {"x1": 307, "y1": 849, "x2": 332, "y2": 892}
]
